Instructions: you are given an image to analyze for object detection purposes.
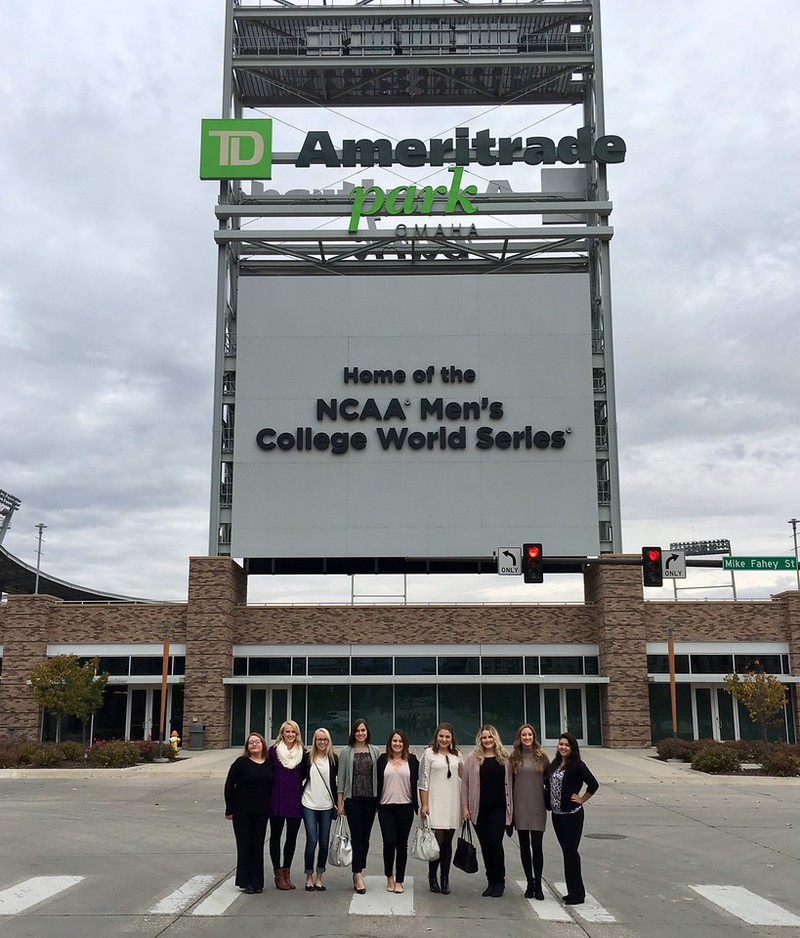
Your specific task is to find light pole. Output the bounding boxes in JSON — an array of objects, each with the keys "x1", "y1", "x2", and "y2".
[
  {"x1": 789, "y1": 519, "x2": 800, "y2": 590},
  {"x1": 34, "y1": 523, "x2": 47, "y2": 594}
]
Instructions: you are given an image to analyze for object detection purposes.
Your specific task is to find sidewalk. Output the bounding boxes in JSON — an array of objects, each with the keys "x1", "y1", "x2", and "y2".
[{"x1": 3, "y1": 745, "x2": 799, "y2": 785}]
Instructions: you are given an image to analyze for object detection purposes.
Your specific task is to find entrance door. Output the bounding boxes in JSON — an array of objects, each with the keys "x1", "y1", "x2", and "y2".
[
  {"x1": 246, "y1": 686, "x2": 291, "y2": 741},
  {"x1": 127, "y1": 687, "x2": 167, "y2": 741},
  {"x1": 693, "y1": 685, "x2": 734, "y2": 740},
  {"x1": 542, "y1": 686, "x2": 586, "y2": 745}
]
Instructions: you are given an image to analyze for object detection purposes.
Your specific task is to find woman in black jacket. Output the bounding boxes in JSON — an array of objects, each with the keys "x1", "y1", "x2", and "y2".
[
  {"x1": 376, "y1": 729, "x2": 419, "y2": 893},
  {"x1": 224, "y1": 732, "x2": 274, "y2": 894},
  {"x1": 544, "y1": 732, "x2": 599, "y2": 906}
]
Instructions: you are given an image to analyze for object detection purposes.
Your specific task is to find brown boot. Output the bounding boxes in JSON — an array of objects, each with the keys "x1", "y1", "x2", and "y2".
[
  {"x1": 275, "y1": 868, "x2": 290, "y2": 890},
  {"x1": 282, "y1": 868, "x2": 296, "y2": 890}
]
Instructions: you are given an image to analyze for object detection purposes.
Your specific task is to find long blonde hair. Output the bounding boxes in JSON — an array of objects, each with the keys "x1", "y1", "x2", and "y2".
[
  {"x1": 510, "y1": 723, "x2": 547, "y2": 773},
  {"x1": 309, "y1": 727, "x2": 337, "y2": 763},
  {"x1": 274, "y1": 719, "x2": 304, "y2": 750},
  {"x1": 472, "y1": 724, "x2": 509, "y2": 765}
]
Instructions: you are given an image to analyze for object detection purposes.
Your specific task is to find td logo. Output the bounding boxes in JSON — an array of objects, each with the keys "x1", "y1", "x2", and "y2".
[{"x1": 200, "y1": 119, "x2": 272, "y2": 180}]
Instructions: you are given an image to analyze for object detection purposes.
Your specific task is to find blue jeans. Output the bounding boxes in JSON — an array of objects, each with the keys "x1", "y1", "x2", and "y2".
[{"x1": 302, "y1": 806, "x2": 335, "y2": 873}]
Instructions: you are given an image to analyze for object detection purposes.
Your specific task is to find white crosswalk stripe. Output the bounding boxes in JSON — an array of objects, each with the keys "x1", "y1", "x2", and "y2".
[
  {"x1": 0, "y1": 876, "x2": 85, "y2": 915},
  {"x1": 148, "y1": 875, "x2": 218, "y2": 914},
  {"x1": 553, "y1": 881, "x2": 616, "y2": 922},
  {"x1": 188, "y1": 874, "x2": 241, "y2": 916},
  {"x1": 514, "y1": 880, "x2": 572, "y2": 921},
  {"x1": 349, "y1": 875, "x2": 415, "y2": 915},
  {"x1": 690, "y1": 885, "x2": 800, "y2": 927}
]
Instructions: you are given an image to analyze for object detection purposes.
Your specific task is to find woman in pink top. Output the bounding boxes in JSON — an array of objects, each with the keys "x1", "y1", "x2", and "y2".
[{"x1": 375, "y1": 730, "x2": 419, "y2": 893}]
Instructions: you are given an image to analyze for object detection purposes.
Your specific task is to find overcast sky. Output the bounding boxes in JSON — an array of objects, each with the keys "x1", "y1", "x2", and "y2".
[{"x1": 1, "y1": 0, "x2": 798, "y2": 605}]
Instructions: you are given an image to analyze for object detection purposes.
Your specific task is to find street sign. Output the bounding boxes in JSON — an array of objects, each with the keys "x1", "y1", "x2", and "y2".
[
  {"x1": 497, "y1": 547, "x2": 521, "y2": 575},
  {"x1": 662, "y1": 550, "x2": 686, "y2": 579},
  {"x1": 722, "y1": 556, "x2": 798, "y2": 571}
]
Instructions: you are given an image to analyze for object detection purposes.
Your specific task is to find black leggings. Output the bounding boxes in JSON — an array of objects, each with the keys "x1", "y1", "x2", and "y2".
[
  {"x1": 378, "y1": 802, "x2": 414, "y2": 882},
  {"x1": 428, "y1": 828, "x2": 455, "y2": 877},
  {"x1": 517, "y1": 829, "x2": 544, "y2": 882},
  {"x1": 269, "y1": 816, "x2": 301, "y2": 868}
]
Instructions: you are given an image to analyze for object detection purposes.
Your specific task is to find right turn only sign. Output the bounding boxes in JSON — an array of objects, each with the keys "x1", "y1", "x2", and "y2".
[{"x1": 662, "y1": 550, "x2": 686, "y2": 578}]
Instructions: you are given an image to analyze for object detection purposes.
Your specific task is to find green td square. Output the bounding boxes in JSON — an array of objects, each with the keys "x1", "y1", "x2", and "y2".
[{"x1": 200, "y1": 119, "x2": 272, "y2": 180}]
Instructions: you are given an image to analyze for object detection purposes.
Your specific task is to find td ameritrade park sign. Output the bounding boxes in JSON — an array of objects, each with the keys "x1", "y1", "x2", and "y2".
[{"x1": 200, "y1": 118, "x2": 626, "y2": 232}]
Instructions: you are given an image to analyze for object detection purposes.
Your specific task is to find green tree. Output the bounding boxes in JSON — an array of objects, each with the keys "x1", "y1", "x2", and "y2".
[
  {"x1": 28, "y1": 656, "x2": 109, "y2": 745},
  {"x1": 723, "y1": 670, "x2": 787, "y2": 744}
]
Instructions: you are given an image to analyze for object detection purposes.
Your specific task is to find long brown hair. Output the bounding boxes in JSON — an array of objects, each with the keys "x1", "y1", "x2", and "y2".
[
  {"x1": 428, "y1": 722, "x2": 459, "y2": 755},
  {"x1": 510, "y1": 723, "x2": 547, "y2": 773},
  {"x1": 385, "y1": 728, "x2": 410, "y2": 759}
]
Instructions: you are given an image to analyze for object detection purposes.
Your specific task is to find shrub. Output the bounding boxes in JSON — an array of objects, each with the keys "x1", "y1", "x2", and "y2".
[
  {"x1": 677, "y1": 738, "x2": 716, "y2": 762},
  {"x1": 724, "y1": 739, "x2": 768, "y2": 763},
  {"x1": 14, "y1": 740, "x2": 38, "y2": 765},
  {"x1": 692, "y1": 743, "x2": 740, "y2": 774},
  {"x1": 86, "y1": 739, "x2": 139, "y2": 768},
  {"x1": 0, "y1": 742, "x2": 21, "y2": 768},
  {"x1": 761, "y1": 745, "x2": 800, "y2": 777},
  {"x1": 60, "y1": 740, "x2": 87, "y2": 762},
  {"x1": 29, "y1": 744, "x2": 63, "y2": 767},
  {"x1": 656, "y1": 738, "x2": 683, "y2": 760},
  {"x1": 135, "y1": 739, "x2": 157, "y2": 763}
]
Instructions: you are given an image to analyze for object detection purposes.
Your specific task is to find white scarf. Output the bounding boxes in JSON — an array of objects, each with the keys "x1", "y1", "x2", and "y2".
[{"x1": 275, "y1": 739, "x2": 303, "y2": 769}]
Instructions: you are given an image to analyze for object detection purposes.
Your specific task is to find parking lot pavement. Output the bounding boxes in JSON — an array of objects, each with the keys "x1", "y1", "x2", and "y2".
[{"x1": 1, "y1": 750, "x2": 798, "y2": 938}]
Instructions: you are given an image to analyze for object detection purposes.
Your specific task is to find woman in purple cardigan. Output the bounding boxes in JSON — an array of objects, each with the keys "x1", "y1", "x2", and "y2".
[
  {"x1": 269, "y1": 720, "x2": 305, "y2": 890},
  {"x1": 460, "y1": 725, "x2": 513, "y2": 898}
]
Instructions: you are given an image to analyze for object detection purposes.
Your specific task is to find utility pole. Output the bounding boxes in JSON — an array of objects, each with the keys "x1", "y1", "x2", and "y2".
[
  {"x1": 34, "y1": 523, "x2": 47, "y2": 595},
  {"x1": 789, "y1": 519, "x2": 800, "y2": 590}
]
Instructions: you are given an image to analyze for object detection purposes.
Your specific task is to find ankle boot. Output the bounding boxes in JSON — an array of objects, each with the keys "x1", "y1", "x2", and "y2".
[
  {"x1": 440, "y1": 874, "x2": 450, "y2": 895},
  {"x1": 524, "y1": 879, "x2": 535, "y2": 899},
  {"x1": 491, "y1": 880, "x2": 505, "y2": 898},
  {"x1": 481, "y1": 882, "x2": 494, "y2": 897},
  {"x1": 274, "y1": 868, "x2": 283, "y2": 889},
  {"x1": 428, "y1": 861, "x2": 440, "y2": 893},
  {"x1": 282, "y1": 868, "x2": 296, "y2": 890},
  {"x1": 534, "y1": 879, "x2": 544, "y2": 901},
  {"x1": 275, "y1": 868, "x2": 291, "y2": 890}
]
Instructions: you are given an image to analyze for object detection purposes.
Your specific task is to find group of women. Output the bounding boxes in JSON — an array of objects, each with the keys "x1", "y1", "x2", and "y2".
[{"x1": 224, "y1": 718, "x2": 598, "y2": 904}]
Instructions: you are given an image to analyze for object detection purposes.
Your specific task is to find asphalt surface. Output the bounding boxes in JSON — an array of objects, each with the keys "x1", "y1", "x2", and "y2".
[{"x1": 1, "y1": 748, "x2": 798, "y2": 938}]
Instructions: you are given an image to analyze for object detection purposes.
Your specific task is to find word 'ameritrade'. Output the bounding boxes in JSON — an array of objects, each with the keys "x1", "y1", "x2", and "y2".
[
  {"x1": 297, "y1": 126, "x2": 626, "y2": 168},
  {"x1": 349, "y1": 166, "x2": 476, "y2": 233}
]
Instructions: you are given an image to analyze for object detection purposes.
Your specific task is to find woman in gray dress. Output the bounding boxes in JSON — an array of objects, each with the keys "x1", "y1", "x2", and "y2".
[{"x1": 510, "y1": 724, "x2": 549, "y2": 899}]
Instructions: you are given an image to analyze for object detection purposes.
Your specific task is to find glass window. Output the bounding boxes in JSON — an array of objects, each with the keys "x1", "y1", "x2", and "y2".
[
  {"x1": 646, "y1": 654, "x2": 689, "y2": 674},
  {"x1": 230, "y1": 685, "x2": 246, "y2": 746},
  {"x1": 438, "y1": 656, "x2": 479, "y2": 676},
  {"x1": 734, "y1": 654, "x2": 782, "y2": 674},
  {"x1": 481, "y1": 683, "x2": 524, "y2": 743},
  {"x1": 648, "y1": 684, "x2": 692, "y2": 744},
  {"x1": 524, "y1": 656, "x2": 540, "y2": 675},
  {"x1": 690, "y1": 654, "x2": 733, "y2": 674},
  {"x1": 438, "y1": 684, "x2": 480, "y2": 744},
  {"x1": 233, "y1": 658, "x2": 247, "y2": 677},
  {"x1": 308, "y1": 657, "x2": 349, "y2": 676},
  {"x1": 584, "y1": 656, "x2": 599, "y2": 675},
  {"x1": 250, "y1": 689, "x2": 267, "y2": 736},
  {"x1": 481, "y1": 657, "x2": 523, "y2": 676},
  {"x1": 249, "y1": 657, "x2": 291, "y2": 676},
  {"x1": 292, "y1": 657, "x2": 307, "y2": 676},
  {"x1": 171, "y1": 656, "x2": 185, "y2": 676},
  {"x1": 395, "y1": 685, "x2": 436, "y2": 746},
  {"x1": 352, "y1": 657, "x2": 393, "y2": 676},
  {"x1": 541, "y1": 656, "x2": 583, "y2": 675},
  {"x1": 586, "y1": 685, "x2": 602, "y2": 745},
  {"x1": 130, "y1": 656, "x2": 163, "y2": 676},
  {"x1": 307, "y1": 684, "x2": 350, "y2": 745},
  {"x1": 97, "y1": 656, "x2": 129, "y2": 676},
  {"x1": 395, "y1": 656, "x2": 436, "y2": 675},
  {"x1": 351, "y1": 685, "x2": 393, "y2": 745},
  {"x1": 782, "y1": 655, "x2": 791, "y2": 675},
  {"x1": 525, "y1": 685, "x2": 542, "y2": 741}
]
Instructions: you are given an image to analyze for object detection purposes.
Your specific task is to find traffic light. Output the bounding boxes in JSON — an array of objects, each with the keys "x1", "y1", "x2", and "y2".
[
  {"x1": 642, "y1": 546, "x2": 663, "y2": 587},
  {"x1": 522, "y1": 543, "x2": 544, "y2": 584}
]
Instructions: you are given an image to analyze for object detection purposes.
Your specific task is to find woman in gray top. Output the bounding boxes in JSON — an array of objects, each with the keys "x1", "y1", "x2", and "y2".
[
  {"x1": 336, "y1": 718, "x2": 381, "y2": 894},
  {"x1": 510, "y1": 724, "x2": 549, "y2": 900}
]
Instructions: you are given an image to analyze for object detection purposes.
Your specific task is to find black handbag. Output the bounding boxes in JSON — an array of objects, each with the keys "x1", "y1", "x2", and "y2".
[{"x1": 453, "y1": 820, "x2": 479, "y2": 874}]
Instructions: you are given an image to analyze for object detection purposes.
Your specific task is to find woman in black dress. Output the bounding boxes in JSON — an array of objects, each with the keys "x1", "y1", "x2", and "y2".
[{"x1": 224, "y1": 732, "x2": 273, "y2": 894}]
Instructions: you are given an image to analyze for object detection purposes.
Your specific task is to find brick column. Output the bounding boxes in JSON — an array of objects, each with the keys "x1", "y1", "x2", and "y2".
[
  {"x1": 183, "y1": 556, "x2": 247, "y2": 749},
  {"x1": 584, "y1": 558, "x2": 651, "y2": 748},
  {"x1": 0, "y1": 594, "x2": 61, "y2": 739}
]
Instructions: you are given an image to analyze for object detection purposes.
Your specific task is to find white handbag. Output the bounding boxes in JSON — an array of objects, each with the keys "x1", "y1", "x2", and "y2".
[
  {"x1": 328, "y1": 814, "x2": 354, "y2": 867},
  {"x1": 411, "y1": 814, "x2": 440, "y2": 862}
]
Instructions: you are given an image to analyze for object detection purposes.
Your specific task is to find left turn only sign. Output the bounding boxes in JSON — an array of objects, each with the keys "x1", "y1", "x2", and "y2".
[{"x1": 497, "y1": 548, "x2": 521, "y2": 575}]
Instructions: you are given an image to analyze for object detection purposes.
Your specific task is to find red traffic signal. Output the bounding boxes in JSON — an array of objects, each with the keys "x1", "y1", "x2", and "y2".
[
  {"x1": 642, "y1": 546, "x2": 663, "y2": 587},
  {"x1": 522, "y1": 543, "x2": 544, "y2": 583}
]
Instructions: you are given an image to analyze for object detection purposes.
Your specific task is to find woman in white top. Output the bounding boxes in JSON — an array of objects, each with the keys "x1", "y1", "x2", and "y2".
[
  {"x1": 300, "y1": 728, "x2": 338, "y2": 891},
  {"x1": 418, "y1": 722, "x2": 463, "y2": 895}
]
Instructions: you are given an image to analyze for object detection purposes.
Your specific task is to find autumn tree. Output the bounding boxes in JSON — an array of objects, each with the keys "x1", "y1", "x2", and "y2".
[
  {"x1": 723, "y1": 671, "x2": 787, "y2": 744},
  {"x1": 28, "y1": 655, "x2": 109, "y2": 745}
]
